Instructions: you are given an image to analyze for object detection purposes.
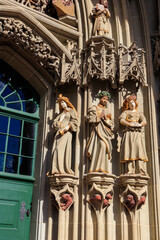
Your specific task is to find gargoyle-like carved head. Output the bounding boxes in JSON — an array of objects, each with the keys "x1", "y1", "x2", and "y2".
[{"x1": 125, "y1": 194, "x2": 136, "y2": 210}]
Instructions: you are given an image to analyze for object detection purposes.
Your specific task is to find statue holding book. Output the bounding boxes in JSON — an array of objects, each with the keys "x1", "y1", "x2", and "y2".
[{"x1": 92, "y1": 0, "x2": 111, "y2": 36}]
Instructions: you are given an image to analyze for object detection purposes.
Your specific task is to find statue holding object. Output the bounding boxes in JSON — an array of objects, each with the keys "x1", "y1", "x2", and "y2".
[
  {"x1": 92, "y1": 0, "x2": 111, "y2": 36},
  {"x1": 51, "y1": 94, "x2": 78, "y2": 175},
  {"x1": 119, "y1": 95, "x2": 148, "y2": 175},
  {"x1": 87, "y1": 91, "x2": 114, "y2": 173}
]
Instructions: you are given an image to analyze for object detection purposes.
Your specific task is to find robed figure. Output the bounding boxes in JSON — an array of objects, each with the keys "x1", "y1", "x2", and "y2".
[{"x1": 87, "y1": 91, "x2": 114, "y2": 173}]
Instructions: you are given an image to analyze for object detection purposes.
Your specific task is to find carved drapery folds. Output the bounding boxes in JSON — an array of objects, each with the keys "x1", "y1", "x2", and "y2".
[
  {"x1": 83, "y1": 36, "x2": 116, "y2": 87},
  {"x1": 118, "y1": 42, "x2": 147, "y2": 86}
]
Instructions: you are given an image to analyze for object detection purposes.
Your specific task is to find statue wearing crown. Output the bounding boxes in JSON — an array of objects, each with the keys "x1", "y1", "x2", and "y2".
[
  {"x1": 87, "y1": 91, "x2": 114, "y2": 173},
  {"x1": 51, "y1": 94, "x2": 78, "y2": 175}
]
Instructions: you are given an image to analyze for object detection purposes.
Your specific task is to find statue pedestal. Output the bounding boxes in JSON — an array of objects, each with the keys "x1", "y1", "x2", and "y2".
[
  {"x1": 84, "y1": 172, "x2": 116, "y2": 240},
  {"x1": 117, "y1": 174, "x2": 150, "y2": 240},
  {"x1": 48, "y1": 174, "x2": 78, "y2": 187}
]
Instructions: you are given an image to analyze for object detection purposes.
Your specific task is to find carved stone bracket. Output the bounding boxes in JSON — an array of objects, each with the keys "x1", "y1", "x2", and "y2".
[
  {"x1": 85, "y1": 172, "x2": 116, "y2": 213},
  {"x1": 85, "y1": 172, "x2": 116, "y2": 240},
  {"x1": 48, "y1": 174, "x2": 78, "y2": 211},
  {"x1": 83, "y1": 36, "x2": 116, "y2": 87},
  {"x1": 118, "y1": 42, "x2": 147, "y2": 86},
  {"x1": 151, "y1": 32, "x2": 160, "y2": 72},
  {"x1": 118, "y1": 174, "x2": 150, "y2": 240}
]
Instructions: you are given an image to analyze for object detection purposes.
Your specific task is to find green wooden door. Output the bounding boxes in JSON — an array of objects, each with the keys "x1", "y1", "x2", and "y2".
[
  {"x1": 0, "y1": 178, "x2": 33, "y2": 240},
  {"x1": 0, "y1": 60, "x2": 39, "y2": 240}
]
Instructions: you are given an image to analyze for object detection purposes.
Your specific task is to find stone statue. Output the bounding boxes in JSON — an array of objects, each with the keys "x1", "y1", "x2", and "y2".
[
  {"x1": 125, "y1": 194, "x2": 136, "y2": 210},
  {"x1": 92, "y1": 0, "x2": 111, "y2": 36},
  {"x1": 51, "y1": 94, "x2": 78, "y2": 174},
  {"x1": 60, "y1": 193, "x2": 73, "y2": 210},
  {"x1": 119, "y1": 95, "x2": 148, "y2": 175},
  {"x1": 87, "y1": 91, "x2": 114, "y2": 173}
]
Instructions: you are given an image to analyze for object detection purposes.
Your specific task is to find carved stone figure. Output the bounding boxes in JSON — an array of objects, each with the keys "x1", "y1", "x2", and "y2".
[
  {"x1": 125, "y1": 194, "x2": 136, "y2": 210},
  {"x1": 103, "y1": 193, "x2": 112, "y2": 207},
  {"x1": 87, "y1": 91, "x2": 114, "y2": 173},
  {"x1": 138, "y1": 196, "x2": 146, "y2": 209},
  {"x1": 119, "y1": 95, "x2": 148, "y2": 175},
  {"x1": 92, "y1": 0, "x2": 111, "y2": 36},
  {"x1": 51, "y1": 94, "x2": 78, "y2": 174},
  {"x1": 60, "y1": 193, "x2": 73, "y2": 210}
]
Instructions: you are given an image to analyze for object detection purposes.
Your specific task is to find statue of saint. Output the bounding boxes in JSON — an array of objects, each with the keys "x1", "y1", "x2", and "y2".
[
  {"x1": 51, "y1": 94, "x2": 78, "y2": 174},
  {"x1": 92, "y1": 0, "x2": 111, "y2": 36},
  {"x1": 119, "y1": 95, "x2": 148, "y2": 175},
  {"x1": 87, "y1": 91, "x2": 114, "y2": 173}
]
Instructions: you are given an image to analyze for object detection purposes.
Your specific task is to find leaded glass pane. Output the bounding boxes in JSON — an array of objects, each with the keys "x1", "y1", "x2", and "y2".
[
  {"x1": 5, "y1": 154, "x2": 18, "y2": 173},
  {"x1": 23, "y1": 122, "x2": 35, "y2": 139},
  {"x1": 20, "y1": 157, "x2": 33, "y2": 176},
  {"x1": 7, "y1": 136, "x2": 20, "y2": 155},
  {"x1": 0, "y1": 116, "x2": 8, "y2": 133},
  {"x1": 9, "y1": 118, "x2": 21, "y2": 136},
  {"x1": 0, "y1": 153, "x2": 4, "y2": 171},
  {"x1": 21, "y1": 139, "x2": 34, "y2": 157},
  {"x1": 0, "y1": 134, "x2": 6, "y2": 152}
]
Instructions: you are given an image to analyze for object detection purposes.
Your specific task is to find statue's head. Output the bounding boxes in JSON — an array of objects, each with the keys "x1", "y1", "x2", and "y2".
[
  {"x1": 123, "y1": 95, "x2": 138, "y2": 111},
  {"x1": 99, "y1": 0, "x2": 108, "y2": 8},
  {"x1": 57, "y1": 94, "x2": 76, "y2": 112},
  {"x1": 96, "y1": 91, "x2": 110, "y2": 106}
]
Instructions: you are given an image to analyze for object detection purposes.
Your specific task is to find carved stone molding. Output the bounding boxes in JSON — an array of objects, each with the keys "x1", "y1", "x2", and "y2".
[
  {"x1": 83, "y1": 36, "x2": 116, "y2": 87},
  {"x1": 151, "y1": 32, "x2": 160, "y2": 73},
  {"x1": 48, "y1": 174, "x2": 78, "y2": 187},
  {"x1": 118, "y1": 42, "x2": 147, "y2": 86}
]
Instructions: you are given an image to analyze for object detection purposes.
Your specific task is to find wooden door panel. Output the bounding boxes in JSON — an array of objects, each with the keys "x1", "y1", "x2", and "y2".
[{"x1": 0, "y1": 178, "x2": 33, "y2": 240}]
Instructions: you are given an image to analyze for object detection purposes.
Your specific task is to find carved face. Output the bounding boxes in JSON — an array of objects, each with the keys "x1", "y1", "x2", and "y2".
[
  {"x1": 60, "y1": 100, "x2": 67, "y2": 109},
  {"x1": 99, "y1": 96, "x2": 108, "y2": 106},
  {"x1": 99, "y1": 0, "x2": 108, "y2": 8},
  {"x1": 128, "y1": 100, "x2": 136, "y2": 110}
]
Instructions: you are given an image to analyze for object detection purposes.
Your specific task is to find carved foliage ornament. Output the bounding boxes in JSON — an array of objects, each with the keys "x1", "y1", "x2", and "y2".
[
  {"x1": 15, "y1": 0, "x2": 47, "y2": 13},
  {"x1": 0, "y1": 18, "x2": 80, "y2": 85},
  {"x1": 0, "y1": 18, "x2": 60, "y2": 76}
]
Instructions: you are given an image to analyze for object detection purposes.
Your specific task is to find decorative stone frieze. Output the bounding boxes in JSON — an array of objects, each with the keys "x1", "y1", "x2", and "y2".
[
  {"x1": 15, "y1": 0, "x2": 47, "y2": 13},
  {"x1": 118, "y1": 42, "x2": 147, "y2": 86},
  {"x1": 83, "y1": 36, "x2": 116, "y2": 87},
  {"x1": 118, "y1": 174, "x2": 150, "y2": 240}
]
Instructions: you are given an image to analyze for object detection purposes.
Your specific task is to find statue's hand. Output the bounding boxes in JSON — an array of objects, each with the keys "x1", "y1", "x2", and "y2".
[
  {"x1": 59, "y1": 124, "x2": 71, "y2": 135},
  {"x1": 130, "y1": 122, "x2": 141, "y2": 127}
]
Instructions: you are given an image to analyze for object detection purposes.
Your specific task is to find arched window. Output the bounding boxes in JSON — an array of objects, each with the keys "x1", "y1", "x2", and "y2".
[{"x1": 0, "y1": 60, "x2": 39, "y2": 177}]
